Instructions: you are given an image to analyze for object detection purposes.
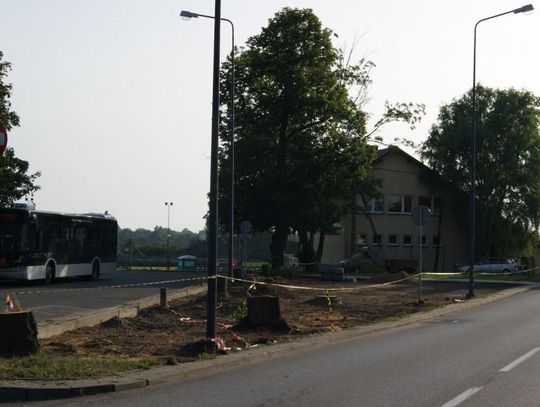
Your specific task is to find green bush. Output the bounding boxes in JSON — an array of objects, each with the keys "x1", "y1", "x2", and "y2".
[
  {"x1": 232, "y1": 299, "x2": 248, "y2": 322},
  {"x1": 275, "y1": 265, "x2": 300, "y2": 279},
  {"x1": 260, "y1": 263, "x2": 271, "y2": 275},
  {"x1": 342, "y1": 251, "x2": 384, "y2": 274}
]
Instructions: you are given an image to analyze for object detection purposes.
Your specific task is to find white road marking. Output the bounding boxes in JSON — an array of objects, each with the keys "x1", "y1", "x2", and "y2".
[
  {"x1": 499, "y1": 347, "x2": 540, "y2": 373},
  {"x1": 441, "y1": 387, "x2": 483, "y2": 407}
]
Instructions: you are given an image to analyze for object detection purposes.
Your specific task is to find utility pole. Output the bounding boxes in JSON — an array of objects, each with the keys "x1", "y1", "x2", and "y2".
[{"x1": 165, "y1": 202, "x2": 173, "y2": 271}]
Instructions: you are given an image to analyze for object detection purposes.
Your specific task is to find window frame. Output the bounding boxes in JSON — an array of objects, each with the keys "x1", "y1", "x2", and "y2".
[
  {"x1": 387, "y1": 194, "x2": 413, "y2": 214},
  {"x1": 403, "y1": 234, "x2": 413, "y2": 247},
  {"x1": 357, "y1": 195, "x2": 384, "y2": 214},
  {"x1": 387, "y1": 234, "x2": 399, "y2": 247}
]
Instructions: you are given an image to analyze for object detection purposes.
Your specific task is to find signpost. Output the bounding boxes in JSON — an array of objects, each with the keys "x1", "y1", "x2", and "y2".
[
  {"x1": 412, "y1": 205, "x2": 431, "y2": 304},
  {"x1": 0, "y1": 123, "x2": 7, "y2": 157}
]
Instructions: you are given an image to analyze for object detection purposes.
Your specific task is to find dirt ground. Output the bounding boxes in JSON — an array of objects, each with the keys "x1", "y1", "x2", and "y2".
[{"x1": 41, "y1": 274, "x2": 504, "y2": 364}]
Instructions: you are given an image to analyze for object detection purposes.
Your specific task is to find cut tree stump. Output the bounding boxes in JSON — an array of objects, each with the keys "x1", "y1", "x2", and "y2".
[
  {"x1": 0, "y1": 311, "x2": 39, "y2": 357},
  {"x1": 247, "y1": 295, "x2": 281, "y2": 326}
]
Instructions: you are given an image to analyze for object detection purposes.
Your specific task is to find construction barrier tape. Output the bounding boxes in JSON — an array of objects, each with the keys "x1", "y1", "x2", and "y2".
[
  {"x1": 217, "y1": 273, "x2": 422, "y2": 292},
  {"x1": 4, "y1": 266, "x2": 538, "y2": 297},
  {"x1": 2, "y1": 276, "x2": 208, "y2": 296}
]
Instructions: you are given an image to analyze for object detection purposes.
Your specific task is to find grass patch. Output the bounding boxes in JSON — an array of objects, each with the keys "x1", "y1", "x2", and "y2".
[
  {"x1": 198, "y1": 352, "x2": 217, "y2": 360},
  {"x1": 0, "y1": 353, "x2": 158, "y2": 381},
  {"x1": 379, "y1": 315, "x2": 407, "y2": 323}
]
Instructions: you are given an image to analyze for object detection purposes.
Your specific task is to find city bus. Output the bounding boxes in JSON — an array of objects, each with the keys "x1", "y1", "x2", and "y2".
[{"x1": 0, "y1": 204, "x2": 117, "y2": 283}]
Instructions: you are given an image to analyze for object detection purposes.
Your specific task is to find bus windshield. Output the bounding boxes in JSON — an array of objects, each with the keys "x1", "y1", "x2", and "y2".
[
  {"x1": 0, "y1": 211, "x2": 27, "y2": 255},
  {"x1": 0, "y1": 224, "x2": 23, "y2": 254}
]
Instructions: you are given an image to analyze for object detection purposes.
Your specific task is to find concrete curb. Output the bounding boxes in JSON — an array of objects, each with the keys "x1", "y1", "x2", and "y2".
[
  {"x1": 37, "y1": 284, "x2": 206, "y2": 339},
  {"x1": 0, "y1": 284, "x2": 535, "y2": 402}
]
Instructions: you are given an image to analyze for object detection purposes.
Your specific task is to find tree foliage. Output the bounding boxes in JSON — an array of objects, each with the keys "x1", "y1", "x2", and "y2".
[
  {"x1": 421, "y1": 85, "x2": 540, "y2": 256},
  {"x1": 0, "y1": 148, "x2": 41, "y2": 206},
  {"x1": 218, "y1": 8, "x2": 375, "y2": 268},
  {"x1": 0, "y1": 51, "x2": 20, "y2": 130},
  {"x1": 0, "y1": 51, "x2": 40, "y2": 205}
]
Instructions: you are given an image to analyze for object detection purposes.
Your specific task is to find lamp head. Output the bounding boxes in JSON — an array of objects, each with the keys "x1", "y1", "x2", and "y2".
[
  {"x1": 514, "y1": 4, "x2": 534, "y2": 13},
  {"x1": 180, "y1": 10, "x2": 199, "y2": 20}
]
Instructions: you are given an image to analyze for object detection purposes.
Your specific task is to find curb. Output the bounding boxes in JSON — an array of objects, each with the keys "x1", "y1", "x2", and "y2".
[
  {"x1": 0, "y1": 284, "x2": 534, "y2": 401},
  {"x1": 0, "y1": 379, "x2": 147, "y2": 401}
]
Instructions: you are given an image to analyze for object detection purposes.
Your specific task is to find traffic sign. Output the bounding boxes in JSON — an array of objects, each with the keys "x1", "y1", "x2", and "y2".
[
  {"x1": 412, "y1": 206, "x2": 431, "y2": 225},
  {"x1": 0, "y1": 123, "x2": 7, "y2": 157}
]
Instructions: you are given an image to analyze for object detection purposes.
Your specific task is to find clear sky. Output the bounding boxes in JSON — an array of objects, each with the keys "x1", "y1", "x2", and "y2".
[{"x1": 1, "y1": 0, "x2": 538, "y2": 232}]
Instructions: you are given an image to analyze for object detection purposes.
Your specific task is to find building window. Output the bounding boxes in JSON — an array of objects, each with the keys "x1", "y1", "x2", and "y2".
[
  {"x1": 433, "y1": 235, "x2": 442, "y2": 247},
  {"x1": 388, "y1": 194, "x2": 413, "y2": 214},
  {"x1": 403, "y1": 234, "x2": 413, "y2": 246},
  {"x1": 388, "y1": 234, "x2": 399, "y2": 247},
  {"x1": 372, "y1": 234, "x2": 382, "y2": 247},
  {"x1": 418, "y1": 235, "x2": 427, "y2": 247},
  {"x1": 357, "y1": 195, "x2": 384, "y2": 213}
]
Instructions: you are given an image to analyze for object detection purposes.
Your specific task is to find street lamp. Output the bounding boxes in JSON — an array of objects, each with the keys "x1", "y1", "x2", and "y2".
[
  {"x1": 180, "y1": 10, "x2": 236, "y2": 281},
  {"x1": 468, "y1": 4, "x2": 533, "y2": 298},
  {"x1": 165, "y1": 202, "x2": 173, "y2": 271},
  {"x1": 180, "y1": 2, "x2": 222, "y2": 341}
]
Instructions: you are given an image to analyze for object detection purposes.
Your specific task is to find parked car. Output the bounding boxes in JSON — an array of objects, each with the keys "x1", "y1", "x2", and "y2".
[{"x1": 456, "y1": 257, "x2": 517, "y2": 273}]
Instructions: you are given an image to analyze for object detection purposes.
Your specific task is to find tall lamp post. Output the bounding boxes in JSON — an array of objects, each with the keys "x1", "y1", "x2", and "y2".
[
  {"x1": 180, "y1": 10, "x2": 236, "y2": 281},
  {"x1": 165, "y1": 202, "x2": 173, "y2": 271},
  {"x1": 179, "y1": 1, "x2": 222, "y2": 340},
  {"x1": 468, "y1": 4, "x2": 533, "y2": 298}
]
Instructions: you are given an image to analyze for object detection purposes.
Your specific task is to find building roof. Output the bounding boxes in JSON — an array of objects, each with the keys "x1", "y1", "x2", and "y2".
[{"x1": 374, "y1": 145, "x2": 428, "y2": 170}]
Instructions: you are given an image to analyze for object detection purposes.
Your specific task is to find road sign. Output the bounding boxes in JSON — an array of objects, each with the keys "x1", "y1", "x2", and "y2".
[
  {"x1": 0, "y1": 123, "x2": 7, "y2": 157},
  {"x1": 412, "y1": 206, "x2": 431, "y2": 225}
]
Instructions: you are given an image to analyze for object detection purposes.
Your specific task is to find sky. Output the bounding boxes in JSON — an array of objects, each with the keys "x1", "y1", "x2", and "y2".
[{"x1": 1, "y1": 0, "x2": 539, "y2": 233}]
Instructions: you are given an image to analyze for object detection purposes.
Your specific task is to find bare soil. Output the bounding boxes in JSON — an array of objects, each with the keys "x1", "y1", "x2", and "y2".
[{"x1": 41, "y1": 275, "x2": 504, "y2": 364}]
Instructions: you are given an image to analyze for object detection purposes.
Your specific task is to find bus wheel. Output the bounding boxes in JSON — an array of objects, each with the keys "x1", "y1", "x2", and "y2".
[
  {"x1": 45, "y1": 262, "x2": 55, "y2": 285},
  {"x1": 91, "y1": 261, "x2": 100, "y2": 280}
]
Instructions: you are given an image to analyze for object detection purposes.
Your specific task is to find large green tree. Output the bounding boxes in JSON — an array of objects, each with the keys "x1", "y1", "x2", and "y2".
[
  {"x1": 218, "y1": 8, "x2": 375, "y2": 269},
  {"x1": 0, "y1": 51, "x2": 40, "y2": 205},
  {"x1": 421, "y1": 85, "x2": 540, "y2": 257}
]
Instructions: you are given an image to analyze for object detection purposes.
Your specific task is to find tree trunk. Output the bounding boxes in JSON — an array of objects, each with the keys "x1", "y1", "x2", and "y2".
[
  {"x1": 432, "y1": 205, "x2": 443, "y2": 272},
  {"x1": 270, "y1": 225, "x2": 288, "y2": 270},
  {"x1": 0, "y1": 311, "x2": 39, "y2": 357},
  {"x1": 298, "y1": 229, "x2": 317, "y2": 272},
  {"x1": 316, "y1": 231, "x2": 325, "y2": 263},
  {"x1": 247, "y1": 296, "x2": 281, "y2": 326}
]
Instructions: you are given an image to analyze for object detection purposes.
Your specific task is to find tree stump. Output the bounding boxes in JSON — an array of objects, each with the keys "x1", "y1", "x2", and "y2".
[
  {"x1": 0, "y1": 311, "x2": 39, "y2": 357},
  {"x1": 247, "y1": 295, "x2": 281, "y2": 326}
]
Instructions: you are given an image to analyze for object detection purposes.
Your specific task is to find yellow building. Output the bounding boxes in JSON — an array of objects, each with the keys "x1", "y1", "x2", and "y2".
[{"x1": 322, "y1": 146, "x2": 468, "y2": 272}]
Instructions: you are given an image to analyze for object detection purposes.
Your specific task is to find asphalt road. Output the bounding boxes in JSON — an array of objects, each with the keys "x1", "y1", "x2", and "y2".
[
  {"x1": 17, "y1": 286, "x2": 540, "y2": 407},
  {"x1": 0, "y1": 270, "x2": 206, "y2": 323}
]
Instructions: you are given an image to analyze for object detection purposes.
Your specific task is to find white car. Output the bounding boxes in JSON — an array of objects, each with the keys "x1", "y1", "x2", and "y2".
[{"x1": 456, "y1": 257, "x2": 517, "y2": 273}]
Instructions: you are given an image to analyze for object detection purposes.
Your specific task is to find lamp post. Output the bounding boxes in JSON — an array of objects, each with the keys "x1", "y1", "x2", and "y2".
[
  {"x1": 468, "y1": 4, "x2": 533, "y2": 298},
  {"x1": 165, "y1": 202, "x2": 173, "y2": 271},
  {"x1": 180, "y1": 10, "x2": 236, "y2": 283},
  {"x1": 179, "y1": 2, "x2": 222, "y2": 340}
]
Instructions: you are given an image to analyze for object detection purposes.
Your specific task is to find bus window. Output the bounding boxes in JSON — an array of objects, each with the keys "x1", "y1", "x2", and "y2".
[
  {"x1": 28, "y1": 222, "x2": 39, "y2": 251},
  {"x1": 74, "y1": 226, "x2": 87, "y2": 249}
]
